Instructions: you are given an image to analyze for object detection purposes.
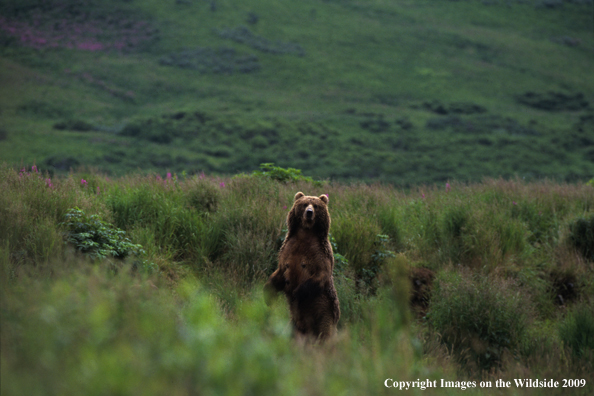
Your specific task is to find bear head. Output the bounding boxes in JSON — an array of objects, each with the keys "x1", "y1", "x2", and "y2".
[{"x1": 287, "y1": 192, "x2": 330, "y2": 236}]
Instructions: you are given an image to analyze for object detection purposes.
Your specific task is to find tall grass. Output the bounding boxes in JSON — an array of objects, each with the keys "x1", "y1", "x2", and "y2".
[
  {"x1": 1, "y1": 166, "x2": 594, "y2": 394},
  {"x1": 559, "y1": 303, "x2": 594, "y2": 362},
  {"x1": 428, "y1": 269, "x2": 531, "y2": 372}
]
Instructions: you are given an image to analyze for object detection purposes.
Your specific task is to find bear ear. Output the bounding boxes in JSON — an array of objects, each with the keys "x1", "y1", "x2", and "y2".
[
  {"x1": 319, "y1": 194, "x2": 329, "y2": 204},
  {"x1": 294, "y1": 192, "x2": 305, "y2": 201}
]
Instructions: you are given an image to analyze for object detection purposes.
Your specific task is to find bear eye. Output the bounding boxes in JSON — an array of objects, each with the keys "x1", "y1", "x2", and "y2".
[{"x1": 313, "y1": 204, "x2": 318, "y2": 209}]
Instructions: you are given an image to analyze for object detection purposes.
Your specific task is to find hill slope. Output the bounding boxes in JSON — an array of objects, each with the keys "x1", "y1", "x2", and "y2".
[{"x1": 1, "y1": 0, "x2": 593, "y2": 184}]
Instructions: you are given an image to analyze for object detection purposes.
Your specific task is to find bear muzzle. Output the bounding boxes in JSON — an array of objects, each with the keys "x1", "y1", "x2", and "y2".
[{"x1": 303, "y1": 205, "x2": 315, "y2": 226}]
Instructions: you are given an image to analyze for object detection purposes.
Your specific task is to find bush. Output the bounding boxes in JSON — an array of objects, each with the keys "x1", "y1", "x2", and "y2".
[
  {"x1": 251, "y1": 163, "x2": 321, "y2": 185},
  {"x1": 60, "y1": 207, "x2": 144, "y2": 260},
  {"x1": 429, "y1": 270, "x2": 530, "y2": 371}
]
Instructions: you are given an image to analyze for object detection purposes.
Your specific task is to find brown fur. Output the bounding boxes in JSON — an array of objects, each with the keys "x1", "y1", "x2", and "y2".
[{"x1": 264, "y1": 192, "x2": 340, "y2": 341}]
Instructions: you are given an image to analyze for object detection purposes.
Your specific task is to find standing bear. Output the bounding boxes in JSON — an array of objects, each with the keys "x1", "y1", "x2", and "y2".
[{"x1": 264, "y1": 192, "x2": 340, "y2": 341}]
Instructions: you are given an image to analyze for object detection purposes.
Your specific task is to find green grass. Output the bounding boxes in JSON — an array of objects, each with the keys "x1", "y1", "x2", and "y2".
[
  {"x1": 429, "y1": 270, "x2": 531, "y2": 371},
  {"x1": 1, "y1": 0, "x2": 593, "y2": 184},
  {"x1": 2, "y1": 165, "x2": 594, "y2": 394}
]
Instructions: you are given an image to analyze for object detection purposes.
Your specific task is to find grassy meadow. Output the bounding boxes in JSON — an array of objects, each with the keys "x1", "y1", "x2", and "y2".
[
  {"x1": 2, "y1": 165, "x2": 594, "y2": 395},
  {"x1": 1, "y1": 0, "x2": 593, "y2": 184},
  {"x1": 2, "y1": 0, "x2": 594, "y2": 394}
]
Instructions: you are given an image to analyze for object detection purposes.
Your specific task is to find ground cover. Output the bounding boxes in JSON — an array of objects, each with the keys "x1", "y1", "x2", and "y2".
[{"x1": 2, "y1": 165, "x2": 593, "y2": 394}]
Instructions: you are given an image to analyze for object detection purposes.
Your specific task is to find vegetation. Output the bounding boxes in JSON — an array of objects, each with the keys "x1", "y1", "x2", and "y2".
[
  {"x1": 60, "y1": 207, "x2": 145, "y2": 260},
  {"x1": 1, "y1": 0, "x2": 593, "y2": 392},
  {"x1": 251, "y1": 162, "x2": 322, "y2": 185},
  {"x1": 1, "y1": 0, "x2": 593, "y2": 184},
  {"x1": 2, "y1": 165, "x2": 593, "y2": 394}
]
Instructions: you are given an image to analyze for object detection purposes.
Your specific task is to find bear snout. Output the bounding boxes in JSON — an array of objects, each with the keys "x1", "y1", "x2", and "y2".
[{"x1": 306, "y1": 207, "x2": 314, "y2": 218}]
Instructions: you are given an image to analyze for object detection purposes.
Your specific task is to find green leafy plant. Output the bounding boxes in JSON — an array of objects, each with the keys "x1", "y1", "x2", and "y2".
[
  {"x1": 361, "y1": 234, "x2": 396, "y2": 287},
  {"x1": 60, "y1": 207, "x2": 145, "y2": 259},
  {"x1": 329, "y1": 233, "x2": 349, "y2": 274},
  {"x1": 251, "y1": 163, "x2": 322, "y2": 185}
]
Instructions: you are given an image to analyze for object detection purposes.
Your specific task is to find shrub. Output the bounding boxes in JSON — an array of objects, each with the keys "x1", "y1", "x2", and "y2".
[
  {"x1": 251, "y1": 163, "x2": 321, "y2": 185},
  {"x1": 429, "y1": 270, "x2": 530, "y2": 371},
  {"x1": 60, "y1": 207, "x2": 144, "y2": 260},
  {"x1": 568, "y1": 215, "x2": 594, "y2": 261}
]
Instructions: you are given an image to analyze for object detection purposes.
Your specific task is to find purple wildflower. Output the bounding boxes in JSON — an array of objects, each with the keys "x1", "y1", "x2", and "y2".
[
  {"x1": 97, "y1": 186, "x2": 100, "y2": 195},
  {"x1": 81, "y1": 179, "x2": 88, "y2": 187},
  {"x1": 446, "y1": 183, "x2": 451, "y2": 193},
  {"x1": 220, "y1": 182, "x2": 225, "y2": 188},
  {"x1": 32, "y1": 165, "x2": 38, "y2": 173},
  {"x1": 283, "y1": 205, "x2": 287, "y2": 210},
  {"x1": 46, "y1": 178, "x2": 53, "y2": 188},
  {"x1": 166, "y1": 172, "x2": 172, "y2": 180}
]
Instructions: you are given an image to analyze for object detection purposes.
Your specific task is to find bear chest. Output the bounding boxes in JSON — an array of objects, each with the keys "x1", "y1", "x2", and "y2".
[{"x1": 281, "y1": 235, "x2": 329, "y2": 286}]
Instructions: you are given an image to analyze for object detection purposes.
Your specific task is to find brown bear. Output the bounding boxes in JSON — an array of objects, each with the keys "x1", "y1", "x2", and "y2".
[{"x1": 264, "y1": 192, "x2": 340, "y2": 341}]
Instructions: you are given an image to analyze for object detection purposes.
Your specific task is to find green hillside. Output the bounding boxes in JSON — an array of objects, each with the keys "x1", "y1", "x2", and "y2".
[{"x1": 1, "y1": 0, "x2": 593, "y2": 184}]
